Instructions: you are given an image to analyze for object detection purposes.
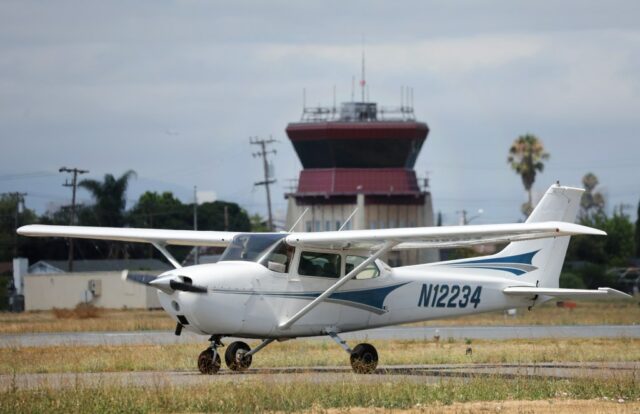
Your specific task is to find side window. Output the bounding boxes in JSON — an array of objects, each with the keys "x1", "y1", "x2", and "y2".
[
  {"x1": 298, "y1": 251, "x2": 341, "y2": 278},
  {"x1": 346, "y1": 256, "x2": 380, "y2": 280}
]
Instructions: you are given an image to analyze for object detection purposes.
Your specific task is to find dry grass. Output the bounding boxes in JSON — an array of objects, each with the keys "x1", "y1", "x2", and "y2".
[
  {"x1": 0, "y1": 309, "x2": 173, "y2": 334},
  {"x1": 1, "y1": 376, "x2": 639, "y2": 413},
  {"x1": 322, "y1": 400, "x2": 640, "y2": 413},
  {"x1": 51, "y1": 303, "x2": 102, "y2": 319},
  {"x1": 0, "y1": 297, "x2": 638, "y2": 334},
  {"x1": 1, "y1": 337, "x2": 638, "y2": 374}
]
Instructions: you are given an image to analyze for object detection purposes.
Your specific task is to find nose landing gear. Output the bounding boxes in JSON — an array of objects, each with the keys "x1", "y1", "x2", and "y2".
[
  {"x1": 198, "y1": 336, "x2": 223, "y2": 374},
  {"x1": 197, "y1": 337, "x2": 275, "y2": 374}
]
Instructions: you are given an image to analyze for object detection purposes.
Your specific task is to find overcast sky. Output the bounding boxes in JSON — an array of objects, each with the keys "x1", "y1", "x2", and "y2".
[{"x1": 1, "y1": 0, "x2": 639, "y2": 226}]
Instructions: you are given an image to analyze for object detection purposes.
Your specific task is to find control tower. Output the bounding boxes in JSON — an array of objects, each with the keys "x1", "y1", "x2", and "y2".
[{"x1": 285, "y1": 95, "x2": 437, "y2": 265}]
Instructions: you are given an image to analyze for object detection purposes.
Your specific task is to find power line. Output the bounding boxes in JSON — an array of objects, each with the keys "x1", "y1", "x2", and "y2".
[
  {"x1": 0, "y1": 171, "x2": 57, "y2": 182},
  {"x1": 59, "y1": 166, "x2": 89, "y2": 272},
  {"x1": 250, "y1": 136, "x2": 277, "y2": 231}
]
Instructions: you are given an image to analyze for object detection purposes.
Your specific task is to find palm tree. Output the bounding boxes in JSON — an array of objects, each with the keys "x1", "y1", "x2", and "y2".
[
  {"x1": 79, "y1": 170, "x2": 136, "y2": 258},
  {"x1": 79, "y1": 170, "x2": 137, "y2": 228},
  {"x1": 507, "y1": 134, "x2": 549, "y2": 216},
  {"x1": 580, "y1": 172, "x2": 605, "y2": 220}
]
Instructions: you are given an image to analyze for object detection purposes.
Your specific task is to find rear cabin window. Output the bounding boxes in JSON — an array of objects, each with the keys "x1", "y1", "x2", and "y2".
[
  {"x1": 346, "y1": 256, "x2": 380, "y2": 280},
  {"x1": 298, "y1": 251, "x2": 341, "y2": 278}
]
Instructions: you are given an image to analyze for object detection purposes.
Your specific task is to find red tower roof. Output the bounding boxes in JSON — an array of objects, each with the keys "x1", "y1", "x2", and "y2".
[{"x1": 295, "y1": 168, "x2": 422, "y2": 196}]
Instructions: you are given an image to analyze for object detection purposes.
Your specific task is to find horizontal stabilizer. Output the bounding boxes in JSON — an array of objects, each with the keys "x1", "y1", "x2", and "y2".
[{"x1": 503, "y1": 286, "x2": 631, "y2": 300}]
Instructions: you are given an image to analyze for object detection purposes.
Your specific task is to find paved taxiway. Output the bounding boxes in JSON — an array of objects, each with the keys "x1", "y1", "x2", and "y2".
[
  {"x1": 1, "y1": 362, "x2": 637, "y2": 391},
  {"x1": 1, "y1": 324, "x2": 639, "y2": 348}
]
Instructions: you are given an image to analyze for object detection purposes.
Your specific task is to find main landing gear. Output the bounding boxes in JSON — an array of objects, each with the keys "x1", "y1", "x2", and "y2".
[
  {"x1": 197, "y1": 333, "x2": 377, "y2": 375},
  {"x1": 328, "y1": 332, "x2": 378, "y2": 374},
  {"x1": 198, "y1": 336, "x2": 275, "y2": 375}
]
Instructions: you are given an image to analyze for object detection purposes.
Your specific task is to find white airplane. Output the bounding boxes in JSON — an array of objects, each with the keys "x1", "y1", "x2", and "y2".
[{"x1": 18, "y1": 184, "x2": 630, "y2": 374}]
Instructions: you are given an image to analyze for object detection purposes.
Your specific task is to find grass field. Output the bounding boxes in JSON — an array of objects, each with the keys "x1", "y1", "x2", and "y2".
[
  {"x1": 1, "y1": 338, "x2": 639, "y2": 374},
  {"x1": 1, "y1": 376, "x2": 639, "y2": 413},
  {"x1": 2, "y1": 333, "x2": 639, "y2": 412},
  {"x1": 1, "y1": 297, "x2": 638, "y2": 334}
]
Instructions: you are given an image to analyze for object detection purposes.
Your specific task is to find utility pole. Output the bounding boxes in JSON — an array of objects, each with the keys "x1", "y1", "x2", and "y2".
[
  {"x1": 3, "y1": 192, "x2": 27, "y2": 257},
  {"x1": 59, "y1": 167, "x2": 89, "y2": 272},
  {"x1": 250, "y1": 136, "x2": 277, "y2": 231},
  {"x1": 193, "y1": 185, "x2": 198, "y2": 265}
]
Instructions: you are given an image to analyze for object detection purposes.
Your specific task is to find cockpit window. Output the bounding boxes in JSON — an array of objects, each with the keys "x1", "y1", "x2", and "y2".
[
  {"x1": 219, "y1": 233, "x2": 286, "y2": 263},
  {"x1": 259, "y1": 240, "x2": 294, "y2": 273}
]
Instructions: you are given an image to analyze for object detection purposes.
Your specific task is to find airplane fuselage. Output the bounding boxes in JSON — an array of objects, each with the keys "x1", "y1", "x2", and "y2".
[{"x1": 157, "y1": 260, "x2": 532, "y2": 339}]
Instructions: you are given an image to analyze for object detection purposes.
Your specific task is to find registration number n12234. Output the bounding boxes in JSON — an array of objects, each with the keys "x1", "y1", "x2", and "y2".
[{"x1": 417, "y1": 284, "x2": 482, "y2": 309}]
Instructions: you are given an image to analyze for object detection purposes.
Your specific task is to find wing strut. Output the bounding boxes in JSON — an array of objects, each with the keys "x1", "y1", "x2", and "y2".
[
  {"x1": 278, "y1": 240, "x2": 398, "y2": 330},
  {"x1": 152, "y1": 242, "x2": 182, "y2": 269}
]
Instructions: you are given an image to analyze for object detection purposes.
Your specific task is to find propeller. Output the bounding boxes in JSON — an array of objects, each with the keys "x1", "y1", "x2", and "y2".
[
  {"x1": 168, "y1": 279, "x2": 207, "y2": 293},
  {"x1": 121, "y1": 270, "x2": 208, "y2": 294}
]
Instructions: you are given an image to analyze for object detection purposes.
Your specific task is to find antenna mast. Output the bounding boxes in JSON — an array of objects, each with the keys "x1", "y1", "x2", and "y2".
[{"x1": 360, "y1": 43, "x2": 366, "y2": 102}]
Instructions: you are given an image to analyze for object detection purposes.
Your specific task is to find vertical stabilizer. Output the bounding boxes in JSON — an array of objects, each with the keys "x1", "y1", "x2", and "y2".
[{"x1": 491, "y1": 184, "x2": 584, "y2": 287}]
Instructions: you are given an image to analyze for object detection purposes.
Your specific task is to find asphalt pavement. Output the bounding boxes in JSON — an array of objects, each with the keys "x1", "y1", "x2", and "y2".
[{"x1": 1, "y1": 324, "x2": 639, "y2": 348}]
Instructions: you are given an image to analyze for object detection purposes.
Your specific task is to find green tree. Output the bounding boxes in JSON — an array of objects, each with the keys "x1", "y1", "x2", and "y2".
[
  {"x1": 0, "y1": 194, "x2": 37, "y2": 261},
  {"x1": 128, "y1": 191, "x2": 188, "y2": 230},
  {"x1": 250, "y1": 214, "x2": 269, "y2": 232},
  {"x1": 127, "y1": 192, "x2": 252, "y2": 261},
  {"x1": 602, "y1": 206, "x2": 634, "y2": 266},
  {"x1": 198, "y1": 202, "x2": 251, "y2": 232},
  {"x1": 507, "y1": 134, "x2": 550, "y2": 216},
  {"x1": 567, "y1": 206, "x2": 634, "y2": 267}
]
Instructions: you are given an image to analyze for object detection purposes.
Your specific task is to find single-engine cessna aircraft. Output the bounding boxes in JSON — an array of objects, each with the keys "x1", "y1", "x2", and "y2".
[{"x1": 18, "y1": 184, "x2": 630, "y2": 374}]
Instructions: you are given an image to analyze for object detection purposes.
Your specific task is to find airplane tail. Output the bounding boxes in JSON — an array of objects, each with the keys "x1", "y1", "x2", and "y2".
[{"x1": 489, "y1": 184, "x2": 583, "y2": 288}]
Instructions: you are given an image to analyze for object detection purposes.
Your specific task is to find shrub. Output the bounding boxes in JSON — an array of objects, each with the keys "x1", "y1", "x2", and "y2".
[{"x1": 559, "y1": 272, "x2": 586, "y2": 289}]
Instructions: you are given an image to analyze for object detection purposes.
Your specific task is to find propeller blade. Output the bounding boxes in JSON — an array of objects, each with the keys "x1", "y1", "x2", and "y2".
[
  {"x1": 169, "y1": 279, "x2": 208, "y2": 293},
  {"x1": 121, "y1": 270, "x2": 157, "y2": 285}
]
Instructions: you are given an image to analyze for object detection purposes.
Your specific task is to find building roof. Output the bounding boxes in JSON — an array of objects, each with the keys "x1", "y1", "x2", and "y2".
[
  {"x1": 291, "y1": 168, "x2": 424, "y2": 196},
  {"x1": 29, "y1": 259, "x2": 171, "y2": 274}
]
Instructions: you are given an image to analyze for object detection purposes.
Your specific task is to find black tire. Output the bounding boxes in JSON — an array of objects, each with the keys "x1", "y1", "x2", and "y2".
[
  {"x1": 225, "y1": 341, "x2": 252, "y2": 371},
  {"x1": 350, "y1": 343, "x2": 378, "y2": 374},
  {"x1": 198, "y1": 348, "x2": 221, "y2": 374}
]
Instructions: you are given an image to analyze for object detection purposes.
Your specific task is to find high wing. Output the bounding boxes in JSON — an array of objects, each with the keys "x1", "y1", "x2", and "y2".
[
  {"x1": 17, "y1": 224, "x2": 238, "y2": 247},
  {"x1": 17, "y1": 224, "x2": 239, "y2": 269},
  {"x1": 285, "y1": 221, "x2": 605, "y2": 251}
]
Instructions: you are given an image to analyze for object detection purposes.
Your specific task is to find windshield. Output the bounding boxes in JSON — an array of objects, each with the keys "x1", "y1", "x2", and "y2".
[{"x1": 219, "y1": 233, "x2": 287, "y2": 262}]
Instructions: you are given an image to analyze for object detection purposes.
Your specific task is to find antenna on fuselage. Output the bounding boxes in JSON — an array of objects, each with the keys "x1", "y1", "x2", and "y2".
[
  {"x1": 338, "y1": 207, "x2": 358, "y2": 231},
  {"x1": 288, "y1": 208, "x2": 309, "y2": 232}
]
